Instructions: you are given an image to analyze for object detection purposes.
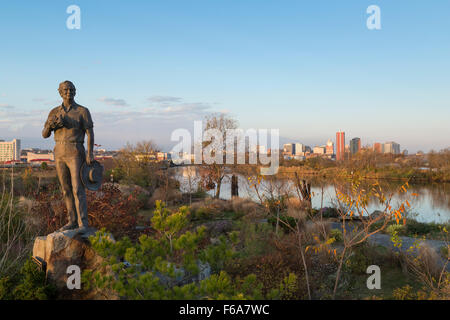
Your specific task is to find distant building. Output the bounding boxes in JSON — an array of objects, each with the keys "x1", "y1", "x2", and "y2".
[
  {"x1": 157, "y1": 152, "x2": 168, "y2": 161},
  {"x1": 294, "y1": 143, "x2": 304, "y2": 155},
  {"x1": 383, "y1": 141, "x2": 400, "y2": 155},
  {"x1": 169, "y1": 151, "x2": 191, "y2": 164},
  {"x1": 373, "y1": 143, "x2": 382, "y2": 153},
  {"x1": 283, "y1": 143, "x2": 295, "y2": 155},
  {"x1": 0, "y1": 139, "x2": 21, "y2": 162},
  {"x1": 326, "y1": 139, "x2": 334, "y2": 155},
  {"x1": 350, "y1": 137, "x2": 361, "y2": 155},
  {"x1": 336, "y1": 132, "x2": 345, "y2": 161},
  {"x1": 313, "y1": 146, "x2": 326, "y2": 154},
  {"x1": 26, "y1": 151, "x2": 54, "y2": 163}
]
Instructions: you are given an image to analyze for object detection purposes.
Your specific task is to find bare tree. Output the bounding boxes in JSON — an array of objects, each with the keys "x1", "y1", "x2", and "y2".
[
  {"x1": 331, "y1": 177, "x2": 411, "y2": 299},
  {"x1": 200, "y1": 113, "x2": 238, "y2": 199},
  {"x1": 180, "y1": 166, "x2": 201, "y2": 206},
  {"x1": 114, "y1": 140, "x2": 163, "y2": 189}
]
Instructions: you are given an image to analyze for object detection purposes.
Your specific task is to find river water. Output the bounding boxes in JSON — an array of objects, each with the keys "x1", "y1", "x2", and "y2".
[{"x1": 172, "y1": 167, "x2": 450, "y2": 224}]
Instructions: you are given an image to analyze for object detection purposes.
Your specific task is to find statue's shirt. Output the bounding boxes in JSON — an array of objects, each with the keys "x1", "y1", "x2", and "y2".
[{"x1": 46, "y1": 103, "x2": 93, "y2": 144}]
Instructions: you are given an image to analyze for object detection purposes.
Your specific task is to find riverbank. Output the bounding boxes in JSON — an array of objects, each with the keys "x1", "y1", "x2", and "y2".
[{"x1": 277, "y1": 166, "x2": 450, "y2": 183}]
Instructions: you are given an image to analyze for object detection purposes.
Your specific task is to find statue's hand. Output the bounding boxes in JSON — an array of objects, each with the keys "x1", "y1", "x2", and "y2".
[
  {"x1": 50, "y1": 114, "x2": 65, "y2": 130},
  {"x1": 86, "y1": 152, "x2": 94, "y2": 165}
]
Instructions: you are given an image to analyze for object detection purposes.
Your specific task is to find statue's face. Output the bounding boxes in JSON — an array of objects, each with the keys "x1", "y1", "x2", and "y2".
[{"x1": 59, "y1": 83, "x2": 76, "y2": 100}]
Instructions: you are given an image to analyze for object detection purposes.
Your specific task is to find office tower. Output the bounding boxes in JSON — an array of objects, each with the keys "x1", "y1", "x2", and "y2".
[
  {"x1": 0, "y1": 139, "x2": 21, "y2": 162},
  {"x1": 383, "y1": 141, "x2": 400, "y2": 154},
  {"x1": 294, "y1": 143, "x2": 304, "y2": 155},
  {"x1": 336, "y1": 131, "x2": 345, "y2": 161},
  {"x1": 350, "y1": 137, "x2": 361, "y2": 155},
  {"x1": 373, "y1": 142, "x2": 382, "y2": 153}
]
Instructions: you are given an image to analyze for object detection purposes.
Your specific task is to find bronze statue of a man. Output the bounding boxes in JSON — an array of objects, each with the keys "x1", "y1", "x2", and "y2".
[{"x1": 43, "y1": 81, "x2": 94, "y2": 233}]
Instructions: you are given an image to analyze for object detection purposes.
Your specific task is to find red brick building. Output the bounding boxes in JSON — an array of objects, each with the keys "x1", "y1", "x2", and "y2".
[{"x1": 336, "y1": 131, "x2": 345, "y2": 161}]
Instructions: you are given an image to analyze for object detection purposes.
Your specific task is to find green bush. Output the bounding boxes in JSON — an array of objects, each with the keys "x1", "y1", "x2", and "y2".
[
  {"x1": 84, "y1": 227, "x2": 262, "y2": 299},
  {"x1": 0, "y1": 258, "x2": 56, "y2": 300},
  {"x1": 405, "y1": 220, "x2": 440, "y2": 236},
  {"x1": 329, "y1": 229, "x2": 343, "y2": 242},
  {"x1": 234, "y1": 221, "x2": 274, "y2": 259},
  {"x1": 83, "y1": 202, "x2": 264, "y2": 299},
  {"x1": 319, "y1": 207, "x2": 339, "y2": 218},
  {"x1": 440, "y1": 245, "x2": 449, "y2": 259},
  {"x1": 192, "y1": 207, "x2": 213, "y2": 220},
  {"x1": 199, "y1": 233, "x2": 238, "y2": 273},
  {"x1": 386, "y1": 224, "x2": 405, "y2": 236},
  {"x1": 268, "y1": 215, "x2": 297, "y2": 233},
  {"x1": 392, "y1": 285, "x2": 417, "y2": 300},
  {"x1": 345, "y1": 244, "x2": 371, "y2": 274}
]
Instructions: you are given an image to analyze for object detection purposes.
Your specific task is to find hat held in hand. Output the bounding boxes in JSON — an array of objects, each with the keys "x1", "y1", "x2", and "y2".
[{"x1": 80, "y1": 160, "x2": 104, "y2": 191}]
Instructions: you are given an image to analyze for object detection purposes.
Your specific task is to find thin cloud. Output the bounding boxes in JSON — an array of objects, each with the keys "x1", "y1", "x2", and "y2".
[
  {"x1": 152, "y1": 103, "x2": 210, "y2": 115},
  {"x1": 0, "y1": 108, "x2": 46, "y2": 131},
  {"x1": 98, "y1": 97, "x2": 129, "y2": 107},
  {"x1": 148, "y1": 96, "x2": 182, "y2": 103},
  {"x1": 0, "y1": 104, "x2": 15, "y2": 110}
]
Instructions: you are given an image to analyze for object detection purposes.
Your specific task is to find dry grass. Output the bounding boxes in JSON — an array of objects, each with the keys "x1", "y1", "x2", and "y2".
[
  {"x1": 415, "y1": 243, "x2": 444, "y2": 279},
  {"x1": 1, "y1": 191, "x2": 34, "y2": 277},
  {"x1": 189, "y1": 197, "x2": 265, "y2": 220}
]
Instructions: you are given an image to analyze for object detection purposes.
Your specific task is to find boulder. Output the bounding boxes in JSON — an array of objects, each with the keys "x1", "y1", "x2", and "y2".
[
  {"x1": 32, "y1": 229, "x2": 118, "y2": 299},
  {"x1": 370, "y1": 210, "x2": 384, "y2": 219},
  {"x1": 203, "y1": 220, "x2": 233, "y2": 236}
]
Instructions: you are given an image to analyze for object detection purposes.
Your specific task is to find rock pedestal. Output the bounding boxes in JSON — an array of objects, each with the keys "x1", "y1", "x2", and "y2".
[{"x1": 32, "y1": 228, "x2": 117, "y2": 299}]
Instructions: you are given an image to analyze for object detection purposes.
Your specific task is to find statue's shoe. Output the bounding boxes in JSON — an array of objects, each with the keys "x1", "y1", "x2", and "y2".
[
  {"x1": 76, "y1": 226, "x2": 89, "y2": 234},
  {"x1": 58, "y1": 223, "x2": 79, "y2": 232},
  {"x1": 76, "y1": 226, "x2": 97, "y2": 238}
]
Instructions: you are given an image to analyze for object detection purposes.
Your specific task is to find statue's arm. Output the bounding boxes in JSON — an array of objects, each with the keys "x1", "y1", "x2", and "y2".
[
  {"x1": 42, "y1": 113, "x2": 54, "y2": 138},
  {"x1": 42, "y1": 126, "x2": 51, "y2": 139},
  {"x1": 86, "y1": 128, "x2": 94, "y2": 162},
  {"x1": 84, "y1": 108, "x2": 95, "y2": 165}
]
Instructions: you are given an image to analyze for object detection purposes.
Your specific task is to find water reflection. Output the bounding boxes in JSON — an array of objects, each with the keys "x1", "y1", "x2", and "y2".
[{"x1": 172, "y1": 167, "x2": 450, "y2": 223}]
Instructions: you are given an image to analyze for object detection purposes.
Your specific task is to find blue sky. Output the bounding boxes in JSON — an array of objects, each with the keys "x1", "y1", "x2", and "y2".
[{"x1": 0, "y1": 0, "x2": 449, "y2": 153}]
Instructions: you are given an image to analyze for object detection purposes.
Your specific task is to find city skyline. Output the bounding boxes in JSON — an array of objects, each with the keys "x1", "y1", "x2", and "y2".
[
  {"x1": 1, "y1": 1, "x2": 450, "y2": 153},
  {"x1": 1, "y1": 133, "x2": 406, "y2": 159}
]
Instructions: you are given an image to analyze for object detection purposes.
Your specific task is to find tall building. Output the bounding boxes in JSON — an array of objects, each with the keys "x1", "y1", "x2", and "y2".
[
  {"x1": 336, "y1": 131, "x2": 345, "y2": 161},
  {"x1": 383, "y1": 141, "x2": 400, "y2": 155},
  {"x1": 373, "y1": 142, "x2": 382, "y2": 153},
  {"x1": 0, "y1": 139, "x2": 21, "y2": 162},
  {"x1": 283, "y1": 143, "x2": 295, "y2": 155},
  {"x1": 350, "y1": 137, "x2": 361, "y2": 155},
  {"x1": 294, "y1": 143, "x2": 304, "y2": 155}
]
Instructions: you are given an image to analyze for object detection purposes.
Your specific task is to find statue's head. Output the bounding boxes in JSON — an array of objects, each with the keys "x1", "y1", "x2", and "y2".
[{"x1": 58, "y1": 81, "x2": 76, "y2": 100}]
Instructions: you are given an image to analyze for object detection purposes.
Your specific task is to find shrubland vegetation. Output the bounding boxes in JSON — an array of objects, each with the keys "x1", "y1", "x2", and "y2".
[
  {"x1": 280, "y1": 147, "x2": 450, "y2": 182},
  {"x1": 0, "y1": 115, "x2": 448, "y2": 300}
]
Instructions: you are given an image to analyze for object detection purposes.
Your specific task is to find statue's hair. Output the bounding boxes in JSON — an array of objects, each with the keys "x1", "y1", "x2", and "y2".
[{"x1": 58, "y1": 80, "x2": 76, "y2": 91}]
